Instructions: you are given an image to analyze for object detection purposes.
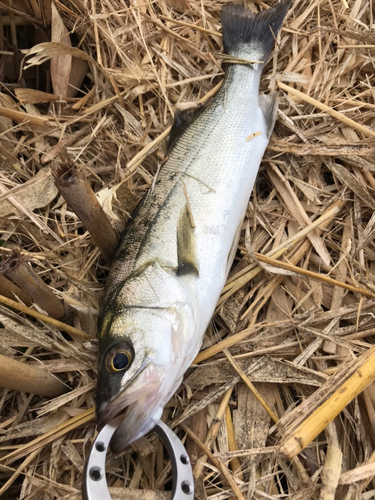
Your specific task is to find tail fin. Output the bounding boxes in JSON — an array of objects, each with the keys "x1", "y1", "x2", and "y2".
[{"x1": 221, "y1": 0, "x2": 290, "y2": 62}]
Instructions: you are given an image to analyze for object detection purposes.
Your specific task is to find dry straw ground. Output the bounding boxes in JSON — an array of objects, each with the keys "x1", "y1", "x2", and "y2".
[{"x1": 1, "y1": 0, "x2": 375, "y2": 499}]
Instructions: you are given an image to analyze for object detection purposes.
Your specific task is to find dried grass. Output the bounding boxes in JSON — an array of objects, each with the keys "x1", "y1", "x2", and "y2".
[{"x1": 1, "y1": 0, "x2": 375, "y2": 499}]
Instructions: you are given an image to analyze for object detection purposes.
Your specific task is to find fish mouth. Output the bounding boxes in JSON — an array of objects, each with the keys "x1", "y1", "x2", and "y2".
[{"x1": 96, "y1": 362, "x2": 163, "y2": 452}]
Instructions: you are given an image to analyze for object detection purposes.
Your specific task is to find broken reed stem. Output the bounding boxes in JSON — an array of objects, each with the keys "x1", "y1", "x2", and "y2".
[
  {"x1": 158, "y1": 15, "x2": 222, "y2": 37},
  {"x1": 1, "y1": 249, "x2": 69, "y2": 320},
  {"x1": 0, "y1": 105, "x2": 52, "y2": 126},
  {"x1": 193, "y1": 387, "x2": 234, "y2": 479},
  {"x1": 225, "y1": 406, "x2": 243, "y2": 480},
  {"x1": 181, "y1": 423, "x2": 245, "y2": 500},
  {"x1": 278, "y1": 345, "x2": 375, "y2": 460},
  {"x1": 0, "y1": 353, "x2": 67, "y2": 398},
  {"x1": 0, "y1": 273, "x2": 32, "y2": 306},
  {"x1": 218, "y1": 200, "x2": 343, "y2": 306},
  {"x1": 319, "y1": 444, "x2": 342, "y2": 500},
  {"x1": 53, "y1": 161, "x2": 119, "y2": 263},
  {"x1": 339, "y1": 462, "x2": 375, "y2": 485},
  {"x1": 277, "y1": 81, "x2": 375, "y2": 139},
  {"x1": 254, "y1": 253, "x2": 375, "y2": 299},
  {"x1": 0, "y1": 293, "x2": 91, "y2": 340},
  {"x1": 223, "y1": 348, "x2": 279, "y2": 424}
]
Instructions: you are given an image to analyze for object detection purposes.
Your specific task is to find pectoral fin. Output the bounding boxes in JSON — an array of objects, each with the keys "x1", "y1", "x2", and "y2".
[
  {"x1": 177, "y1": 204, "x2": 199, "y2": 276},
  {"x1": 259, "y1": 93, "x2": 278, "y2": 139}
]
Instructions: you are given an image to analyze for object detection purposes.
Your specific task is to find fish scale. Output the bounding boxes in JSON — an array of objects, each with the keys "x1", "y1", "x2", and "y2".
[{"x1": 96, "y1": 0, "x2": 291, "y2": 454}]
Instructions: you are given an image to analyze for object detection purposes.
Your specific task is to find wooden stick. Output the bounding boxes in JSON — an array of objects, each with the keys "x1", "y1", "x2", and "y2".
[
  {"x1": 225, "y1": 406, "x2": 243, "y2": 480},
  {"x1": 0, "y1": 105, "x2": 52, "y2": 127},
  {"x1": 339, "y1": 462, "x2": 375, "y2": 485},
  {"x1": 0, "y1": 354, "x2": 67, "y2": 398}
]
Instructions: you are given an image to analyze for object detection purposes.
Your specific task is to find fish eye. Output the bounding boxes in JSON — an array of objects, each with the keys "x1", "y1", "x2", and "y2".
[{"x1": 105, "y1": 347, "x2": 133, "y2": 373}]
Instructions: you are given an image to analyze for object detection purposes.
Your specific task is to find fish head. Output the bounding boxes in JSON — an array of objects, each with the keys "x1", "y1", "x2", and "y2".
[{"x1": 96, "y1": 263, "x2": 198, "y2": 453}]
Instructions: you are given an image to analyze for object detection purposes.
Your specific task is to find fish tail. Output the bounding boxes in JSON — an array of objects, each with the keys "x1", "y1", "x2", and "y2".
[{"x1": 221, "y1": 0, "x2": 290, "y2": 63}]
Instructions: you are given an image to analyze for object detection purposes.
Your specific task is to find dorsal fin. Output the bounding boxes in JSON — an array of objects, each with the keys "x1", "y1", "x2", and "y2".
[
  {"x1": 259, "y1": 93, "x2": 278, "y2": 139},
  {"x1": 168, "y1": 104, "x2": 206, "y2": 151},
  {"x1": 177, "y1": 204, "x2": 199, "y2": 276}
]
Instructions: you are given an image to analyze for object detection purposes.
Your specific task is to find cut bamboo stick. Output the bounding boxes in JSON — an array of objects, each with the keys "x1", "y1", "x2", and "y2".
[
  {"x1": 53, "y1": 160, "x2": 119, "y2": 263},
  {"x1": 0, "y1": 105, "x2": 53, "y2": 126},
  {"x1": 0, "y1": 354, "x2": 67, "y2": 398},
  {"x1": 278, "y1": 345, "x2": 375, "y2": 460},
  {"x1": 1, "y1": 249, "x2": 69, "y2": 320}
]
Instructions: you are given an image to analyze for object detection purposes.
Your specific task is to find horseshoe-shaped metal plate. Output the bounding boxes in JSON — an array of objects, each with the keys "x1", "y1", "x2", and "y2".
[{"x1": 82, "y1": 417, "x2": 194, "y2": 500}]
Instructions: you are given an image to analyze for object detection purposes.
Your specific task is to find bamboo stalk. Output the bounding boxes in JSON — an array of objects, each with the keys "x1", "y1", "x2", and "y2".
[
  {"x1": 0, "y1": 354, "x2": 67, "y2": 398},
  {"x1": 278, "y1": 345, "x2": 375, "y2": 460},
  {"x1": 1, "y1": 249, "x2": 69, "y2": 320},
  {"x1": 0, "y1": 105, "x2": 52, "y2": 126},
  {"x1": 339, "y1": 462, "x2": 375, "y2": 485},
  {"x1": 53, "y1": 160, "x2": 119, "y2": 263}
]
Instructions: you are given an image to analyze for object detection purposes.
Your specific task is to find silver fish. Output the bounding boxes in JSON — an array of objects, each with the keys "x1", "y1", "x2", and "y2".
[{"x1": 96, "y1": 0, "x2": 290, "y2": 453}]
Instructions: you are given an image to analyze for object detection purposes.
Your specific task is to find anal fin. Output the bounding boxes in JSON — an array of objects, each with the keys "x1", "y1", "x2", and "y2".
[
  {"x1": 177, "y1": 204, "x2": 199, "y2": 276},
  {"x1": 259, "y1": 93, "x2": 278, "y2": 139}
]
